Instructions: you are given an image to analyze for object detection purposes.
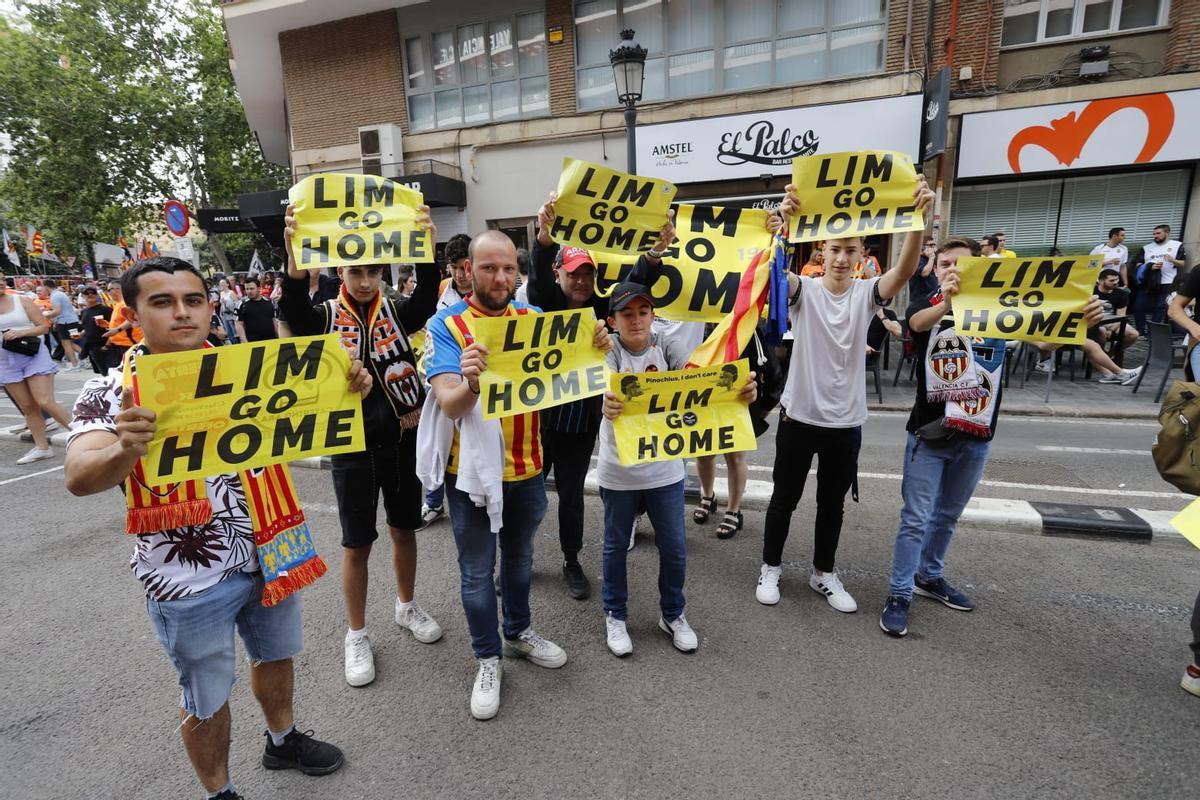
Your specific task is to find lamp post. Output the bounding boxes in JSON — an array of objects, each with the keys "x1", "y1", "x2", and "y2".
[{"x1": 609, "y1": 28, "x2": 647, "y2": 173}]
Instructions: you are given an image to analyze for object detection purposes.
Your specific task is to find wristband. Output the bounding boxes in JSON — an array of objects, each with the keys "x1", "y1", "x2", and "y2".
[
  {"x1": 647, "y1": 248, "x2": 666, "y2": 260},
  {"x1": 469, "y1": 381, "x2": 480, "y2": 395}
]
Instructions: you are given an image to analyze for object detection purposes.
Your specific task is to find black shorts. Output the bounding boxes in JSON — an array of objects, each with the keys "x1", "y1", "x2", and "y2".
[
  {"x1": 56, "y1": 323, "x2": 81, "y2": 342},
  {"x1": 329, "y1": 428, "x2": 423, "y2": 548}
]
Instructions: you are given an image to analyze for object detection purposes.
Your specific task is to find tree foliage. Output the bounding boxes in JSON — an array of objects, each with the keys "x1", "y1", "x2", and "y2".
[{"x1": 0, "y1": 1, "x2": 281, "y2": 269}]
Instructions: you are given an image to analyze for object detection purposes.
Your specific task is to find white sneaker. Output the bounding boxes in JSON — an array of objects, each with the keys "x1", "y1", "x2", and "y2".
[
  {"x1": 605, "y1": 615, "x2": 632, "y2": 657},
  {"x1": 756, "y1": 563, "x2": 782, "y2": 605},
  {"x1": 343, "y1": 633, "x2": 376, "y2": 687},
  {"x1": 1034, "y1": 359, "x2": 1054, "y2": 374},
  {"x1": 417, "y1": 504, "x2": 444, "y2": 531},
  {"x1": 43, "y1": 420, "x2": 60, "y2": 432},
  {"x1": 501, "y1": 627, "x2": 567, "y2": 668},
  {"x1": 1120, "y1": 366, "x2": 1144, "y2": 386},
  {"x1": 16, "y1": 447, "x2": 53, "y2": 465},
  {"x1": 1182, "y1": 665, "x2": 1200, "y2": 698},
  {"x1": 809, "y1": 570, "x2": 858, "y2": 613},
  {"x1": 470, "y1": 657, "x2": 502, "y2": 720},
  {"x1": 658, "y1": 614, "x2": 698, "y2": 653},
  {"x1": 396, "y1": 601, "x2": 443, "y2": 643}
]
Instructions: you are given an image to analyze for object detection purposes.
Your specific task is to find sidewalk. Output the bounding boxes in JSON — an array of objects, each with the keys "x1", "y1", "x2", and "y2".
[{"x1": 875, "y1": 340, "x2": 1163, "y2": 420}]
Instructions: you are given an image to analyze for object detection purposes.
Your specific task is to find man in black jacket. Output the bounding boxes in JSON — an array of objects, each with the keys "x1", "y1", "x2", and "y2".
[
  {"x1": 280, "y1": 204, "x2": 443, "y2": 689},
  {"x1": 528, "y1": 193, "x2": 674, "y2": 599}
]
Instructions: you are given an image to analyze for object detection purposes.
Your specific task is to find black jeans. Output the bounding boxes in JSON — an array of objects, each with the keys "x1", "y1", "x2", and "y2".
[
  {"x1": 763, "y1": 418, "x2": 861, "y2": 572},
  {"x1": 541, "y1": 427, "x2": 598, "y2": 562},
  {"x1": 1191, "y1": 586, "x2": 1200, "y2": 666}
]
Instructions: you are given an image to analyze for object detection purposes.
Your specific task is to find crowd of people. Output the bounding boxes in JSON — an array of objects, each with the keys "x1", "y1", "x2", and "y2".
[{"x1": 5, "y1": 180, "x2": 1186, "y2": 800}]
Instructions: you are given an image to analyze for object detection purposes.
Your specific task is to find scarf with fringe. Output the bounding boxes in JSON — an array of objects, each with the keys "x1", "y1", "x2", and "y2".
[
  {"x1": 923, "y1": 291, "x2": 1004, "y2": 438},
  {"x1": 121, "y1": 343, "x2": 326, "y2": 606}
]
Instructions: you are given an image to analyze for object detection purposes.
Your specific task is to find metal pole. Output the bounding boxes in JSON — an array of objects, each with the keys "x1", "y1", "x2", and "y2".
[{"x1": 624, "y1": 103, "x2": 637, "y2": 173}]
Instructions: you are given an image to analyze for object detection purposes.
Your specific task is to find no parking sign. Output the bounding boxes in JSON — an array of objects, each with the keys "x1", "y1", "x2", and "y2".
[{"x1": 163, "y1": 200, "x2": 190, "y2": 237}]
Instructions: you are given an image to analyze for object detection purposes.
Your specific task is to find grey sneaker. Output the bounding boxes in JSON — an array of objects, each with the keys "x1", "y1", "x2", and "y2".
[
  {"x1": 1119, "y1": 366, "x2": 1144, "y2": 386},
  {"x1": 502, "y1": 627, "x2": 567, "y2": 668}
]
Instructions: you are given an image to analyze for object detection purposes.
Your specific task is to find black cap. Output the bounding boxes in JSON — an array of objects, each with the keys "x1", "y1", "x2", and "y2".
[
  {"x1": 81, "y1": 286, "x2": 98, "y2": 294},
  {"x1": 609, "y1": 281, "x2": 654, "y2": 314}
]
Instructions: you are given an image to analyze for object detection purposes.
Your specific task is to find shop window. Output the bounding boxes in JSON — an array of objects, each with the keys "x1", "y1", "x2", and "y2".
[
  {"x1": 404, "y1": 11, "x2": 549, "y2": 132},
  {"x1": 574, "y1": 0, "x2": 886, "y2": 109},
  {"x1": 1001, "y1": 0, "x2": 1168, "y2": 47}
]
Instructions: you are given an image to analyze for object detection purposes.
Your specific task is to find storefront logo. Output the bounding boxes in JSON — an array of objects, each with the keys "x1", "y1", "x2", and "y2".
[
  {"x1": 717, "y1": 120, "x2": 819, "y2": 166},
  {"x1": 651, "y1": 142, "x2": 693, "y2": 161},
  {"x1": 1007, "y1": 94, "x2": 1175, "y2": 173}
]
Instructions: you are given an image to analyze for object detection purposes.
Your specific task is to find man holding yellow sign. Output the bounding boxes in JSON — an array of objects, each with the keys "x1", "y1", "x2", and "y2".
[
  {"x1": 281, "y1": 197, "x2": 445, "y2": 689},
  {"x1": 65, "y1": 257, "x2": 369, "y2": 797},
  {"x1": 599, "y1": 282, "x2": 757, "y2": 658}
]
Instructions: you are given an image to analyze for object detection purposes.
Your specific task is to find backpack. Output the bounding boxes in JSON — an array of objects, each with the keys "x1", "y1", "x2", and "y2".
[{"x1": 1152, "y1": 379, "x2": 1200, "y2": 495}]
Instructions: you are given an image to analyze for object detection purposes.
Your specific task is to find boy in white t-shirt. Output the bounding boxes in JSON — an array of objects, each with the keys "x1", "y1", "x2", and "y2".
[
  {"x1": 754, "y1": 176, "x2": 934, "y2": 614},
  {"x1": 599, "y1": 282, "x2": 756, "y2": 657}
]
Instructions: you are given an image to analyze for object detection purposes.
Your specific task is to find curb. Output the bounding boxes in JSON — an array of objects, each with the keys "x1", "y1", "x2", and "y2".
[{"x1": 10, "y1": 427, "x2": 1181, "y2": 545}]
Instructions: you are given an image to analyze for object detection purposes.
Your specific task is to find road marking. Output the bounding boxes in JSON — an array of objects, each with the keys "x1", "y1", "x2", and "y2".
[
  {"x1": 1036, "y1": 446, "x2": 1149, "y2": 455},
  {"x1": 0, "y1": 464, "x2": 64, "y2": 485},
  {"x1": 869, "y1": 410, "x2": 1157, "y2": 427}
]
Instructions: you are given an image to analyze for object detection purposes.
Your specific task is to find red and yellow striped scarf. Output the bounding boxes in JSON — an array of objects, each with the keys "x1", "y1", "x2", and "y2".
[{"x1": 121, "y1": 343, "x2": 326, "y2": 606}]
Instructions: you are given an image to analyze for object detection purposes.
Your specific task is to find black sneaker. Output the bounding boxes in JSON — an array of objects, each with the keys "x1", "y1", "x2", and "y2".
[
  {"x1": 562, "y1": 560, "x2": 591, "y2": 600},
  {"x1": 262, "y1": 728, "x2": 344, "y2": 776},
  {"x1": 211, "y1": 791, "x2": 243, "y2": 800},
  {"x1": 913, "y1": 576, "x2": 975, "y2": 611}
]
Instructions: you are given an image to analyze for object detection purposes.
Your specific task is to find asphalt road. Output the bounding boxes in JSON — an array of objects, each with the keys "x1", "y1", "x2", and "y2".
[{"x1": 0, "y1": 390, "x2": 1197, "y2": 799}]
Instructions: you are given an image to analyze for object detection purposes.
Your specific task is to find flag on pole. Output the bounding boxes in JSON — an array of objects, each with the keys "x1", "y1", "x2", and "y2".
[
  {"x1": 249, "y1": 249, "x2": 264, "y2": 275},
  {"x1": 2, "y1": 229, "x2": 21, "y2": 268},
  {"x1": 118, "y1": 230, "x2": 134, "y2": 271},
  {"x1": 24, "y1": 225, "x2": 45, "y2": 255},
  {"x1": 685, "y1": 233, "x2": 784, "y2": 368}
]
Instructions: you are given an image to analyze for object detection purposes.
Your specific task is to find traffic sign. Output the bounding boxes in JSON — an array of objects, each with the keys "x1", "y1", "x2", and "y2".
[{"x1": 164, "y1": 200, "x2": 190, "y2": 237}]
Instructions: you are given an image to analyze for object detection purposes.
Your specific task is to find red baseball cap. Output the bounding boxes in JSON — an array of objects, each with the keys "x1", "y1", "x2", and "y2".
[{"x1": 560, "y1": 247, "x2": 595, "y2": 273}]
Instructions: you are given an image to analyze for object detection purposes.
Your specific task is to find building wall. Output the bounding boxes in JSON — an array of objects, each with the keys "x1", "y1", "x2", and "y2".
[
  {"x1": 996, "y1": 29, "x2": 1170, "y2": 89},
  {"x1": 279, "y1": 11, "x2": 409, "y2": 150}
]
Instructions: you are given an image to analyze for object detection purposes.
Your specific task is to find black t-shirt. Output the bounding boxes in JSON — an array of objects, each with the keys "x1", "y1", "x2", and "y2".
[
  {"x1": 236, "y1": 296, "x2": 277, "y2": 341},
  {"x1": 904, "y1": 291, "x2": 1004, "y2": 441},
  {"x1": 1178, "y1": 266, "x2": 1200, "y2": 300},
  {"x1": 1095, "y1": 286, "x2": 1130, "y2": 317}
]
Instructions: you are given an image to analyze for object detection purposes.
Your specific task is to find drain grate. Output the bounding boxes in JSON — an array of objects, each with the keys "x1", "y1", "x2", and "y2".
[{"x1": 983, "y1": 459, "x2": 1088, "y2": 487}]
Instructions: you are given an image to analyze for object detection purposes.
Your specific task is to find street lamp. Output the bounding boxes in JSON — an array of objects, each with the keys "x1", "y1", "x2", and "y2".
[{"x1": 609, "y1": 28, "x2": 647, "y2": 173}]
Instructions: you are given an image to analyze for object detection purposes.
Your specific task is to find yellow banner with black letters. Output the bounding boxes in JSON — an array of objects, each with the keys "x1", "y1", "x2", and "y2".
[
  {"x1": 954, "y1": 256, "x2": 1100, "y2": 345},
  {"x1": 788, "y1": 150, "x2": 924, "y2": 243},
  {"x1": 549, "y1": 158, "x2": 677, "y2": 256}
]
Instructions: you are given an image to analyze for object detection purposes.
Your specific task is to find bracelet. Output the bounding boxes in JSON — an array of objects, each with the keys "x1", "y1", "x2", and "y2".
[
  {"x1": 468, "y1": 381, "x2": 480, "y2": 395},
  {"x1": 647, "y1": 248, "x2": 666, "y2": 260}
]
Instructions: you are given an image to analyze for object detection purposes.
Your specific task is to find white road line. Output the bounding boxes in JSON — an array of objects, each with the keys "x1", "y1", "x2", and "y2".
[
  {"x1": 1035, "y1": 446, "x2": 1149, "y2": 455},
  {"x1": 0, "y1": 464, "x2": 64, "y2": 485},
  {"x1": 869, "y1": 410, "x2": 1157, "y2": 427}
]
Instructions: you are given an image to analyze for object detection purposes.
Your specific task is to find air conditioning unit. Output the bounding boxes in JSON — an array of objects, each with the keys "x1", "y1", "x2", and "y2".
[{"x1": 358, "y1": 124, "x2": 404, "y2": 178}]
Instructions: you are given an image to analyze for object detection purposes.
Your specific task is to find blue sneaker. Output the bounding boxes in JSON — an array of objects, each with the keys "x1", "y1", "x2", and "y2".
[
  {"x1": 879, "y1": 596, "x2": 910, "y2": 637},
  {"x1": 914, "y1": 576, "x2": 975, "y2": 611}
]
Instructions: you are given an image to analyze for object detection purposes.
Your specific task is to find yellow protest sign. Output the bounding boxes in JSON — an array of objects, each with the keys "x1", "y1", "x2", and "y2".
[
  {"x1": 471, "y1": 308, "x2": 609, "y2": 420},
  {"x1": 590, "y1": 204, "x2": 772, "y2": 323},
  {"x1": 549, "y1": 158, "x2": 677, "y2": 255},
  {"x1": 409, "y1": 329, "x2": 427, "y2": 374},
  {"x1": 136, "y1": 335, "x2": 365, "y2": 482},
  {"x1": 954, "y1": 256, "x2": 1100, "y2": 345},
  {"x1": 288, "y1": 172, "x2": 433, "y2": 267},
  {"x1": 1170, "y1": 499, "x2": 1200, "y2": 550},
  {"x1": 612, "y1": 359, "x2": 755, "y2": 465},
  {"x1": 789, "y1": 150, "x2": 924, "y2": 243}
]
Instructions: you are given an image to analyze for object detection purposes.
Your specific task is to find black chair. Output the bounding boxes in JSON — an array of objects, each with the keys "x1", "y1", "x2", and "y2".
[
  {"x1": 867, "y1": 330, "x2": 889, "y2": 404},
  {"x1": 1131, "y1": 321, "x2": 1186, "y2": 402},
  {"x1": 892, "y1": 321, "x2": 919, "y2": 387}
]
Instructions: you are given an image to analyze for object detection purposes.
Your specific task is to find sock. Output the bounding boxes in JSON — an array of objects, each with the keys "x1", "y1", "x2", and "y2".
[
  {"x1": 268, "y1": 725, "x2": 294, "y2": 747},
  {"x1": 396, "y1": 599, "x2": 413, "y2": 612},
  {"x1": 1188, "y1": 663, "x2": 1200, "y2": 678},
  {"x1": 346, "y1": 626, "x2": 368, "y2": 642},
  {"x1": 205, "y1": 780, "x2": 235, "y2": 799}
]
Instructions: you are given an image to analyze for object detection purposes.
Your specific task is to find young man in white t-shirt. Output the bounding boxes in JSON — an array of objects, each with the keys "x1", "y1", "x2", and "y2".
[
  {"x1": 1090, "y1": 227, "x2": 1129, "y2": 286},
  {"x1": 755, "y1": 176, "x2": 934, "y2": 613},
  {"x1": 1138, "y1": 224, "x2": 1187, "y2": 330},
  {"x1": 599, "y1": 282, "x2": 757, "y2": 656}
]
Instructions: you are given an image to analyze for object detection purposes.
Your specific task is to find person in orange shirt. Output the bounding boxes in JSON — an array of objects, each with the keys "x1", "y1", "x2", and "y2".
[
  {"x1": 800, "y1": 247, "x2": 825, "y2": 278},
  {"x1": 99, "y1": 282, "x2": 141, "y2": 368}
]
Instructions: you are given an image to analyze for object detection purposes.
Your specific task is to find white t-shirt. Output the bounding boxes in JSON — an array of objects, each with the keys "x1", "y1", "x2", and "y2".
[
  {"x1": 1090, "y1": 243, "x2": 1128, "y2": 270},
  {"x1": 779, "y1": 275, "x2": 882, "y2": 428},
  {"x1": 436, "y1": 281, "x2": 468, "y2": 311},
  {"x1": 597, "y1": 331, "x2": 689, "y2": 491},
  {"x1": 651, "y1": 318, "x2": 706, "y2": 357},
  {"x1": 1144, "y1": 239, "x2": 1183, "y2": 285}
]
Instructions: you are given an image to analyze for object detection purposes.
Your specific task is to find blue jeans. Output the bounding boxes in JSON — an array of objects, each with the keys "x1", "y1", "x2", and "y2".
[
  {"x1": 445, "y1": 473, "x2": 547, "y2": 658},
  {"x1": 599, "y1": 480, "x2": 687, "y2": 622},
  {"x1": 425, "y1": 484, "x2": 444, "y2": 509},
  {"x1": 220, "y1": 315, "x2": 239, "y2": 344},
  {"x1": 1189, "y1": 344, "x2": 1200, "y2": 380},
  {"x1": 889, "y1": 433, "x2": 991, "y2": 600},
  {"x1": 146, "y1": 571, "x2": 303, "y2": 720}
]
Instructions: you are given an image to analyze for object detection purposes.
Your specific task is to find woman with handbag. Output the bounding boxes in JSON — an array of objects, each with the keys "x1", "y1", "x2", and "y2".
[{"x1": 0, "y1": 281, "x2": 73, "y2": 464}]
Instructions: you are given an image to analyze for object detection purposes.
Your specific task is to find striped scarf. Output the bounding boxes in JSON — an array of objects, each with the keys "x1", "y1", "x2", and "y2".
[{"x1": 121, "y1": 343, "x2": 326, "y2": 606}]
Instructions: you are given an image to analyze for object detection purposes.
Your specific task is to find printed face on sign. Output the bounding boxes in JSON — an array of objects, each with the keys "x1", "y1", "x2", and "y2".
[
  {"x1": 716, "y1": 364, "x2": 739, "y2": 389},
  {"x1": 620, "y1": 375, "x2": 645, "y2": 402}
]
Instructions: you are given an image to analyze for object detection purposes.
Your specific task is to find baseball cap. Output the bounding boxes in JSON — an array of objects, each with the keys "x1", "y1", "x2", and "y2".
[
  {"x1": 81, "y1": 285, "x2": 98, "y2": 294},
  {"x1": 560, "y1": 247, "x2": 595, "y2": 273},
  {"x1": 609, "y1": 281, "x2": 654, "y2": 314},
  {"x1": 1099, "y1": 267, "x2": 1120, "y2": 279}
]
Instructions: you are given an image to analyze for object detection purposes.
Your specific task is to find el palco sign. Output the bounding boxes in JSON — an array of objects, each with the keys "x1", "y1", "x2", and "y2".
[{"x1": 635, "y1": 94, "x2": 922, "y2": 184}]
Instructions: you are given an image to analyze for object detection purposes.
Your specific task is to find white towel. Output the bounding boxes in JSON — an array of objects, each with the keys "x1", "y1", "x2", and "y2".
[
  {"x1": 456, "y1": 404, "x2": 506, "y2": 533},
  {"x1": 415, "y1": 390, "x2": 454, "y2": 493}
]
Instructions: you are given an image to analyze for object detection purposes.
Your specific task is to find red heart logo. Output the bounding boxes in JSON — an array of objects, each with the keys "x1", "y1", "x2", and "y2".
[{"x1": 1007, "y1": 94, "x2": 1174, "y2": 173}]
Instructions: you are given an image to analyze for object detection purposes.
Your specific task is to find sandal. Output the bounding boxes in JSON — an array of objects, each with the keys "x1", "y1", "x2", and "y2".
[
  {"x1": 716, "y1": 510, "x2": 743, "y2": 540},
  {"x1": 692, "y1": 494, "x2": 716, "y2": 524}
]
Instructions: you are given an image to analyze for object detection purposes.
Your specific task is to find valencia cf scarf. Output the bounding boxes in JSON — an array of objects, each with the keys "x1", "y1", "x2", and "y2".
[
  {"x1": 121, "y1": 343, "x2": 326, "y2": 606},
  {"x1": 922, "y1": 291, "x2": 1004, "y2": 438}
]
